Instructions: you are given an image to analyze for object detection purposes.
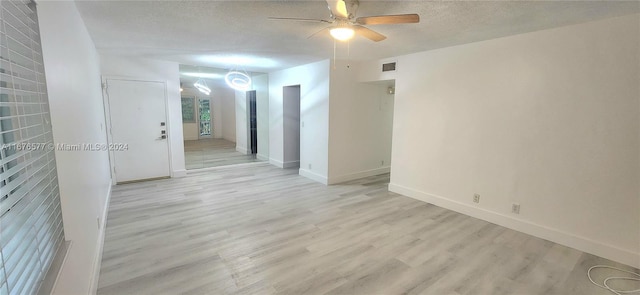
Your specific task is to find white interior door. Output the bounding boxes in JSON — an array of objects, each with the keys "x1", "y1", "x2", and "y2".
[{"x1": 106, "y1": 79, "x2": 170, "y2": 183}]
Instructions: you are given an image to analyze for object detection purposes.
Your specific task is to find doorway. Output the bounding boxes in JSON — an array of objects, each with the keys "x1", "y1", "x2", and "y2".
[
  {"x1": 247, "y1": 90, "x2": 257, "y2": 155},
  {"x1": 282, "y1": 85, "x2": 301, "y2": 168},
  {"x1": 104, "y1": 78, "x2": 171, "y2": 183}
]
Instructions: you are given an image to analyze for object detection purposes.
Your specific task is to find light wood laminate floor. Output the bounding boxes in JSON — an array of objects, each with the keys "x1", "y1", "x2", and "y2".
[
  {"x1": 184, "y1": 138, "x2": 262, "y2": 170},
  {"x1": 98, "y1": 164, "x2": 638, "y2": 294}
]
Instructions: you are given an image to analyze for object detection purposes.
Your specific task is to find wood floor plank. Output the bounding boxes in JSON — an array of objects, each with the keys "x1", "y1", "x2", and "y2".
[
  {"x1": 184, "y1": 139, "x2": 263, "y2": 170},
  {"x1": 97, "y1": 165, "x2": 638, "y2": 294}
]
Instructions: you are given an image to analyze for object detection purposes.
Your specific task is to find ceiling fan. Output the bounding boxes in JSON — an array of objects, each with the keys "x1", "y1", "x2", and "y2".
[{"x1": 268, "y1": 0, "x2": 420, "y2": 42}]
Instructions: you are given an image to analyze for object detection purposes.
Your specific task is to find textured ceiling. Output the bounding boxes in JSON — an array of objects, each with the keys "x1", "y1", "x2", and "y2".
[{"x1": 75, "y1": 1, "x2": 640, "y2": 72}]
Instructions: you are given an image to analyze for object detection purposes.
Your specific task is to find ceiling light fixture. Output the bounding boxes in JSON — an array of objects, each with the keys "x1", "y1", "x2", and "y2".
[
  {"x1": 225, "y1": 71, "x2": 252, "y2": 91},
  {"x1": 194, "y1": 78, "x2": 211, "y2": 95},
  {"x1": 329, "y1": 27, "x2": 355, "y2": 41}
]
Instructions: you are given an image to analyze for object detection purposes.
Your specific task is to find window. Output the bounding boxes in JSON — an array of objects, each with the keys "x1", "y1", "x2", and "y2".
[
  {"x1": 0, "y1": 1, "x2": 65, "y2": 294},
  {"x1": 181, "y1": 97, "x2": 195, "y2": 123}
]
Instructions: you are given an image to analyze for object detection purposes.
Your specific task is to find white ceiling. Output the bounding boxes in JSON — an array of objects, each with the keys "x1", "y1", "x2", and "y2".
[{"x1": 75, "y1": 0, "x2": 640, "y2": 72}]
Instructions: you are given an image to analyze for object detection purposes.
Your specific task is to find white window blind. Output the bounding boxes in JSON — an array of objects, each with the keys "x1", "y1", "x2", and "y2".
[{"x1": 0, "y1": 1, "x2": 65, "y2": 294}]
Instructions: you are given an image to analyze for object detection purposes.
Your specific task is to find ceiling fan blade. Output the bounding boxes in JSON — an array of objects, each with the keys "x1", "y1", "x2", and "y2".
[
  {"x1": 353, "y1": 25, "x2": 386, "y2": 42},
  {"x1": 326, "y1": 0, "x2": 348, "y2": 18},
  {"x1": 356, "y1": 14, "x2": 420, "y2": 25},
  {"x1": 307, "y1": 27, "x2": 331, "y2": 39},
  {"x1": 268, "y1": 17, "x2": 331, "y2": 23}
]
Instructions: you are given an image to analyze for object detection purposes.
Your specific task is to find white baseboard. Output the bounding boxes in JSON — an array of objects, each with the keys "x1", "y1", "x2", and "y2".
[
  {"x1": 172, "y1": 169, "x2": 187, "y2": 178},
  {"x1": 388, "y1": 183, "x2": 640, "y2": 269},
  {"x1": 48, "y1": 241, "x2": 72, "y2": 295},
  {"x1": 236, "y1": 146, "x2": 248, "y2": 154},
  {"x1": 328, "y1": 167, "x2": 390, "y2": 185},
  {"x1": 299, "y1": 168, "x2": 328, "y2": 185},
  {"x1": 269, "y1": 158, "x2": 284, "y2": 168},
  {"x1": 283, "y1": 160, "x2": 300, "y2": 168},
  {"x1": 185, "y1": 161, "x2": 270, "y2": 174},
  {"x1": 88, "y1": 185, "x2": 112, "y2": 294},
  {"x1": 269, "y1": 159, "x2": 300, "y2": 169},
  {"x1": 257, "y1": 153, "x2": 269, "y2": 161}
]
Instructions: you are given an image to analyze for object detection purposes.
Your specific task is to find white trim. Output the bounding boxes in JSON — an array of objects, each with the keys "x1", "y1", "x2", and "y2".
[
  {"x1": 185, "y1": 161, "x2": 270, "y2": 174},
  {"x1": 162, "y1": 80, "x2": 175, "y2": 179},
  {"x1": 268, "y1": 158, "x2": 299, "y2": 168},
  {"x1": 388, "y1": 182, "x2": 640, "y2": 269},
  {"x1": 49, "y1": 241, "x2": 72, "y2": 295},
  {"x1": 269, "y1": 158, "x2": 284, "y2": 168},
  {"x1": 172, "y1": 169, "x2": 187, "y2": 177},
  {"x1": 88, "y1": 185, "x2": 112, "y2": 294},
  {"x1": 236, "y1": 146, "x2": 249, "y2": 154},
  {"x1": 101, "y1": 77, "x2": 117, "y2": 186},
  {"x1": 327, "y1": 167, "x2": 390, "y2": 185},
  {"x1": 257, "y1": 153, "x2": 269, "y2": 161},
  {"x1": 299, "y1": 168, "x2": 328, "y2": 185},
  {"x1": 283, "y1": 160, "x2": 300, "y2": 168}
]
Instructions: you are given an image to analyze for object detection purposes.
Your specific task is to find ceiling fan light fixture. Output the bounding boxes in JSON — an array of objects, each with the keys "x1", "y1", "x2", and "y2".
[
  {"x1": 194, "y1": 79, "x2": 211, "y2": 95},
  {"x1": 329, "y1": 27, "x2": 355, "y2": 41}
]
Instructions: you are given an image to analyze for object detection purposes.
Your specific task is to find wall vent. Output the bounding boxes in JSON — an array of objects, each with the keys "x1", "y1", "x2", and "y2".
[{"x1": 382, "y1": 62, "x2": 396, "y2": 72}]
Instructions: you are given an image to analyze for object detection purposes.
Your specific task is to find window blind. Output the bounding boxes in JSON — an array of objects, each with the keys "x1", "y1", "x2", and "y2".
[{"x1": 0, "y1": 1, "x2": 65, "y2": 294}]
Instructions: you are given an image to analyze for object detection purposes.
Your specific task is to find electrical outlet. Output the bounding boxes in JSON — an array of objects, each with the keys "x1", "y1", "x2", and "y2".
[
  {"x1": 512, "y1": 203, "x2": 520, "y2": 214},
  {"x1": 308, "y1": 163, "x2": 312, "y2": 169},
  {"x1": 473, "y1": 194, "x2": 480, "y2": 203},
  {"x1": 381, "y1": 160, "x2": 384, "y2": 166}
]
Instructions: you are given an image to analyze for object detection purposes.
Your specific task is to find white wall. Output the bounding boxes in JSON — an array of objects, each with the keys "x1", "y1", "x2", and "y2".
[
  {"x1": 209, "y1": 86, "x2": 234, "y2": 140},
  {"x1": 283, "y1": 85, "x2": 300, "y2": 167},
  {"x1": 235, "y1": 90, "x2": 248, "y2": 154},
  {"x1": 100, "y1": 55, "x2": 186, "y2": 177},
  {"x1": 211, "y1": 95, "x2": 223, "y2": 139},
  {"x1": 328, "y1": 60, "x2": 395, "y2": 184},
  {"x1": 182, "y1": 122, "x2": 199, "y2": 141},
  {"x1": 269, "y1": 60, "x2": 331, "y2": 183},
  {"x1": 356, "y1": 57, "x2": 398, "y2": 83},
  {"x1": 38, "y1": 2, "x2": 112, "y2": 294},
  {"x1": 254, "y1": 74, "x2": 270, "y2": 160},
  {"x1": 222, "y1": 90, "x2": 236, "y2": 142},
  {"x1": 388, "y1": 14, "x2": 640, "y2": 267},
  {"x1": 180, "y1": 90, "x2": 198, "y2": 141}
]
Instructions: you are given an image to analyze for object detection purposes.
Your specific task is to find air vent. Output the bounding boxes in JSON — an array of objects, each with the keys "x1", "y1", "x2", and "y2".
[{"x1": 382, "y1": 62, "x2": 396, "y2": 72}]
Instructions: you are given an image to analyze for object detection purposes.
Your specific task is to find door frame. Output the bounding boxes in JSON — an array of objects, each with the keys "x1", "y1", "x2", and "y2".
[{"x1": 101, "y1": 76, "x2": 173, "y2": 185}]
